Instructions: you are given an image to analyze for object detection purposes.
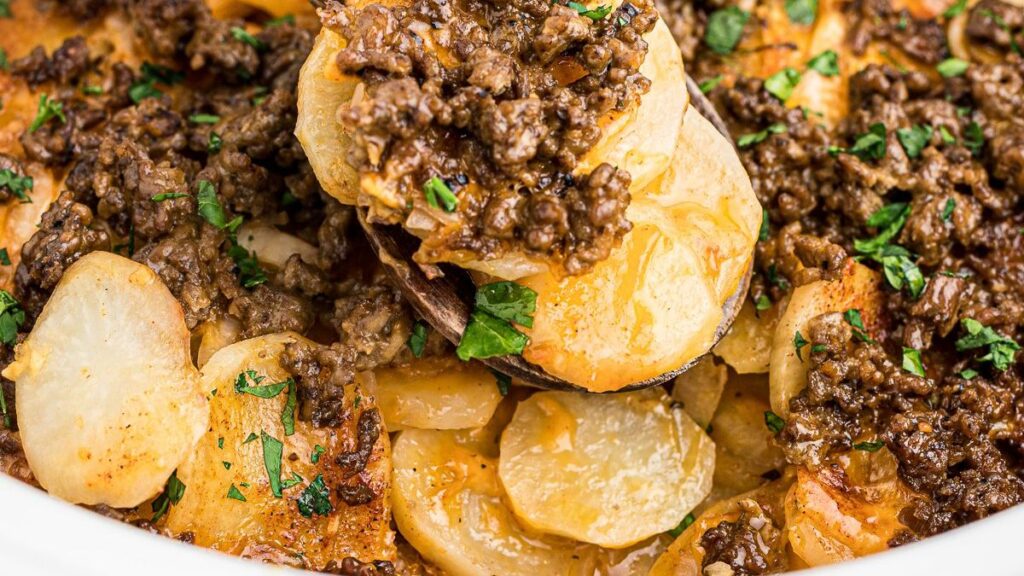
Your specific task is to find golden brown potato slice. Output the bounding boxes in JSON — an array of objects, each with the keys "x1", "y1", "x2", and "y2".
[
  {"x1": 4, "y1": 252, "x2": 207, "y2": 507},
  {"x1": 671, "y1": 356, "x2": 727, "y2": 429},
  {"x1": 237, "y1": 224, "x2": 318, "y2": 270},
  {"x1": 713, "y1": 298, "x2": 783, "y2": 374},
  {"x1": 709, "y1": 375, "x2": 786, "y2": 498},
  {"x1": 769, "y1": 260, "x2": 886, "y2": 417},
  {"x1": 520, "y1": 107, "x2": 760, "y2": 391},
  {"x1": 166, "y1": 333, "x2": 395, "y2": 568},
  {"x1": 358, "y1": 356, "x2": 502, "y2": 431},
  {"x1": 498, "y1": 388, "x2": 714, "y2": 548}
]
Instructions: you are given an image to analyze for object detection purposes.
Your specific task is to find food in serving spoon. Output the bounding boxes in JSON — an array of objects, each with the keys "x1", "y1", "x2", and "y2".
[{"x1": 297, "y1": 0, "x2": 760, "y2": 390}]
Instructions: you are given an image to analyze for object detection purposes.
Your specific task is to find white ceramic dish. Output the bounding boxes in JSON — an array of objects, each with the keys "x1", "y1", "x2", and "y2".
[{"x1": 1, "y1": 471, "x2": 1022, "y2": 575}]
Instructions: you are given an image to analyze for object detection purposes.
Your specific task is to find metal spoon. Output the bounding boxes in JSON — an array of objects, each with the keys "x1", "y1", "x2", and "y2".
[{"x1": 359, "y1": 76, "x2": 751, "y2": 392}]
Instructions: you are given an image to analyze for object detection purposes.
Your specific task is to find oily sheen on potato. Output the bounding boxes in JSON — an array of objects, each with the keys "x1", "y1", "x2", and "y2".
[
  {"x1": 166, "y1": 333, "x2": 394, "y2": 567},
  {"x1": 498, "y1": 388, "x2": 714, "y2": 548},
  {"x1": 3, "y1": 252, "x2": 207, "y2": 507}
]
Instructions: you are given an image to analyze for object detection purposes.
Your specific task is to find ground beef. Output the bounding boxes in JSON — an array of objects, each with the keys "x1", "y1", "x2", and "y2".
[
  {"x1": 230, "y1": 285, "x2": 314, "y2": 338},
  {"x1": 58, "y1": 0, "x2": 115, "y2": 20},
  {"x1": 323, "y1": 557, "x2": 396, "y2": 576},
  {"x1": 330, "y1": 281, "x2": 413, "y2": 371},
  {"x1": 322, "y1": 0, "x2": 658, "y2": 274},
  {"x1": 15, "y1": 192, "x2": 111, "y2": 319},
  {"x1": 336, "y1": 408, "x2": 382, "y2": 475},
  {"x1": 11, "y1": 36, "x2": 91, "y2": 87},
  {"x1": 847, "y1": 0, "x2": 949, "y2": 64},
  {"x1": 279, "y1": 340, "x2": 356, "y2": 428},
  {"x1": 699, "y1": 500, "x2": 785, "y2": 575}
]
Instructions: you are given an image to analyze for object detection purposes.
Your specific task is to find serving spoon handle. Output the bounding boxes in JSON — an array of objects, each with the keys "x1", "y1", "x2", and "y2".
[{"x1": 359, "y1": 75, "x2": 750, "y2": 392}]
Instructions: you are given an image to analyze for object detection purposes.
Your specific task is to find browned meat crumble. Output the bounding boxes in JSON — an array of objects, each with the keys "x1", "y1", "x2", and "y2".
[{"x1": 321, "y1": 0, "x2": 659, "y2": 274}]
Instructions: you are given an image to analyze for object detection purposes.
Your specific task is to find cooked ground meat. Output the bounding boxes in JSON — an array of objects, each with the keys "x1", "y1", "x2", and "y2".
[
  {"x1": 321, "y1": 0, "x2": 658, "y2": 274},
  {"x1": 675, "y1": 0, "x2": 1024, "y2": 544},
  {"x1": 323, "y1": 557, "x2": 396, "y2": 576},
  {"x1": 699, "y1": 500, "x2": 785, "y2": 575}
]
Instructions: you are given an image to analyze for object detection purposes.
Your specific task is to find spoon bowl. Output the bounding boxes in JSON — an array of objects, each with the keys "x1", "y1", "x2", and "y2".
[{"x1": 359, "y1": 76, "x2": 752, "y2": 392}]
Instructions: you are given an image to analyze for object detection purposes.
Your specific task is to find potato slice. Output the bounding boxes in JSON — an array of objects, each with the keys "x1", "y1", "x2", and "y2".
[
  {"x1": 769, "y1": 260, "x2": 885, "y2": 417},
  {"x1": 521, "y1": 107, "x2": 760, "y2": 391},
  {"x1": 165, "y1": 332, "x2": 394, "y2": 568},
  {"x1": 4, "y1": 252, "x2": 207, "y2": 507},
  {"x1": 194, "y1": 316, "x2": 242, "y2": 368},
  {"x1": 713, "y1": 298, "x2": 782, "y2": 374},
  {"x1": 358, "y1": 356, "x2": 502, "y2": 431},
  {"x1": 237, "y1": 224, "x2": 317, "y2": 270},
  {"x1": 498, "y1": 388, "x2": 714, "y2": 548},
  {"x1": 671, "y1": 356, "x2": 727, "y2": 429},
  {"x1": 709, "y1": 375, "x2": 786, "y2": 497},
  {"x1": 392, "y1": 426, "x2": 671, "y2": 576}
]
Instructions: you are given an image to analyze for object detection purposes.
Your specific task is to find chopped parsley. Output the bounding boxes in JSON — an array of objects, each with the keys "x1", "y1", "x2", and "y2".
[
  {"x1": 456, "y1": 282, "x2": 537, "y2": 361},
  {"x1": 230, "y1": 26, "x2": 265, "y2": 50},
  {"x1": 896, "y1": 124, "x2": 933, "y2": 158},
  {"x1": 785, "y1": 0, "x2": 818, "y2": 24},
  {"x1": 150, "y1": 192, "x2": 189, "y2": 202},
  {"x1": 955, "y1": 318, "x2": 1020, "y2": 371},
  {"x1": 222, "y1": 461, "x2": 232, "y2": 470},
  {"x1": 0, "y1": 168, "x2": 33, "y2": 203},
  {"x1": 408, "y1": 321, "x2": 428, "y2": 358},
  {"x1": 942, "y1": 198, "x2": 955, "y2": 221},
  {"x1": 850, "y1": 123, "x2": 888, "y2": 161},
  {"x1": 0, "y1": 47, "x2": 6, "y2": 71},
  {"x1": 261, "y1": 431, "x2": 284, "y2": 498},
  {"x1": 794, "y1": 331, "x2": 809, "y2": 361},
  {"x1": 902, "y1": 347, "x2": 926, "y2": 377},
  {"x1": 151, "y1": 471, "x2": 186, "y2": 522},
  {"x1": 82, "y1": 85, "x2": 103, "y2": 95},
  {"x1": 311, "y1": 444, "x2": 326, "y2": 464},
  {"x1": 227, "y1": 484, "x2": 247, "y2": 502},
  {"x1": 129, "y1": 62, "x2": 183, "y2": 104},
  {"x1": 0, "y1": 1, "x2": 10, "y2": 18},
  {"x1": 234, "y1": 370, "x2": 289, "y2": 398},
  {"x1": 667, "y1": 513, "x2": 696, "y2": 538},
  {"x1": 423, "y1": 176, "x2": 458, "y2": 212},
  {"x1": 188, "y1": 113, "x2": 220, "y2": 124},
  {"x1": 936, "y1": 58, "x2": 969, "y2": 78},
  {"x1": 475, "y1": 281, "x2": 538, "y2": 328},
  {"x1": 981, "y1": 9, "x2": 1022, "y2": 55},
  {"x1": 806, "y1": 49, "x2": 839, "y2": 76},
  {"x1": 766, "y1": 264, "x2": 789, "y2": 291},
  {"x1": 297, "y1": 474, "x2": 333, "y2": 518},
  {"x1": 939, "y1": 125, "x2": 956, "y2": 145},
  {"x1": 699, "y1": 74, "x2": 724, "y2": 94},
  {"x1": 811, "y1": 344, "x2": 827, "y2": 353},
  {"x1": 281, "y1": 379, "x2": 298, "y2": 437},
  {"x1": 764, "y1": 410, "x2": 785, "y2": 434},
  {"x1": 737, "y1": 123, "x2": 787, "y2": 148},
  {"x1": 0, "y1": 385, "x2": 7, "y2": 428},
  {"x1": 755, "y1": 294, "x2": 772, "y2": 312},
  {"x1": 227, "y1": 242, "x2": 268, "y2": 288},
  {"x1": 943, "y1": 0, "x2": 967, "y2": 18},
  {"x1": 843, "y1": 308, "x2": 873, "y2": 343},
  {"x1": 567, "y1": 2, "x2": 612, "y2": 20},
  {"x1": 758, "y1": 208, "x2": 770, "y2": 242},
  {"x1": 282, "y1": 472, "x2": 304, "y2": 490},
  {"x1": 28, "y1": 94, "x2": 65, "y2": 133},
  {"x1": 218, "y1": 437, "x2": 225, "y2": 449},
  {"x1": 705, "y1": 7, "x2": 749, "y2": 55},
  {"x1": 853, "y1": 439, "x2": 885, "y2": 452},
  {"x1": 242, "y1": 432, "x2": 259, "y2": 444},
  {"x1": 208, "y1": 131, "x2": 223, "y2": 154},
  {"x1": 197, "y1": 180, "x2": 242, "y2": 232},
  {"x1": 854, "y1": 203, "x2": 925, "y2": 298},
  {"x1": 964, "y1": 121, "x2": 984, "y2": 156},
  {"x1": 764, "y1": 67, "x2": 801, "y2": 101},
  {"x1": 492, "y1": 369, "x2": 512, "y2": 396},
  {"x1": 959, "y1": 368, "x2": 979, "y2": 380},
  {"x1": 0, "y1": 248, "x2": 9, "y2": 266},
  {"x1": 0, "y1": 290, "x2": 25, "y2": 346}
]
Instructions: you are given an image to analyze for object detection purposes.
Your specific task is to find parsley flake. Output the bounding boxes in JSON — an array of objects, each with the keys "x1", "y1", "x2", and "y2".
[
  {"x1": 794, "y1": 331, "x2": 809, "y2": 361},
  {"x1": 807, "y1": 49, "x2": 839, "y2": 76},
  {"x1": 937, "y1": 58, "x2": 969, "y2": 77},
  {"x1": 939, "y1": 125, "x2": 956, "y2": 145},
  {"x1": 784, "y1": 0, "x2": 818, "y2": 24},
  {"x1": 896, "y1": 124, "x2": 933, "y2": 158},
  {"x1": 151, "y1": 192, "x2": 189, "y2": 202},
  {"x1": 29, "y1": 94, "x2": 65, "y2": 133},
  {"x1": 475, "y1": 281, "x2": 538, "y2": 328},
  {"x1": 297, "y1": 474, "x2": 333, "y2": 518},
  {"x1": 456, "y1": 312, "x2": 530, "y2": 361},
  {"x1": 151, "y1": 471, "x2": 186, "y2": 522},
  {"x1": 758, "y1": 209, "x2": 770, "y2": 241},
  {"x1": 764, "y1": 410, "x2": 785, "y2": 434},
  {"x1": 197, "y1": 180, "x2": 242, "y2": 232},
  {"x1": 311, "y1": 444, "x2": 326, "y2": 464},
  {"x1": 129, "y1": 62, "x2": 183, "y2": 104},
  {"x1": 230, "y1": 26, "x2": 265, "y2": 50},
  {"x1": 737, "y1": 123, "x2": 787, "y2": 148},
  {"x1": 281, "y1": 379, "x2": 298, "y2": 437},
  {"x1": 0, "y1": 168, "x2": 33, "y2": 203},
  {"x1": 188, "y1": 113, "x2": 220, "y2": 124},
  {"x1": 955, "y1": 318, "x2": 1020, "y2": 371},
  {"x1": 959, "y1": 368, "x2": 979, "y2": 380},
  {"x1": 668, "y1": 513, "x2": 696, "y2": 538},
  {"x1": 942, "y1": 198, "x2": 955, "y2": 221},
  {"x1": 261, "y1": 431, "x2": 284, "y2": 498},
  {"x1": 567, "y1": 2, "x2": 613, "y2": 20},
  {"x1": 208, "y1": 131, "x2": 223, "y2": 154},
  {"x1": 705, "y1": 7, "x2": 749, "y2": 55},
  {"x1": 266, "y1": 14, "x2": 296, "y2": 26},
  {"x1": 964, "y1": 121, "x2": 984, "y2": 156},
  {"x1": 943, "y1": 0, "x2": 967, "y2": 17},
  {"x1": 0, "y1": 290, "x2": 25, "y2": 346},
  {"x1": 408, "y1": 321, "x2": 428, "y2": 358},
  {"x1": 755, "y1": 294, "x2": 772, "y2": 312},
  {"x1": 902, "y1": 347, "x2": 926, "y2": 377},
  {"x1": 235, "y1": 370, "x2": 289, "y2": 398},
  {"x1": 853, "y1": 439, "x2": 885, "y2": 452},
  {"x1": 699, "y1": 75, "x2": 724, "y2": 93},
  {"x1": 492, "y1": 369, "x2": 512, "y2": 396},
  {"x1": 227, "y1": 484, "x2": 247, "y2": 502},
  {"x1": 0, "y1": 248, "x2": 9, "y2": 266},
  {"x1": 764, "y1": 67, "x2": 801, "y2": 101},
  {"x1": 423, "y1": 176, "x2": 458, "y2": 212}
]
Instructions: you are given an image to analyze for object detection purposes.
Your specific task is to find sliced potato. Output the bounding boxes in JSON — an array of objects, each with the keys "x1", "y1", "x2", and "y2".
[
  {"x1": 521, "y1": 107, "x2": 760, "y2": 391},
  {"x1": 786, "y1": 457, "x2": 912, "y2": 567},
  {"x1": 709, "y1": 375, "x2": 786, "y2": 497},
  {"x1": 4, "y1": 252, "x2": 207, "y2": 507},
  {"x1": 713, "y1": 298, "x2": 782, "y2": 374},
  {"x1": 166, "y1": 332, "x2": 394, "y2": 568},
  {"x1": 671, "y1": 356, "x2": 727, "y2": 429},
  {"x1": 358, "y1": 356, "x2": 502, "y2": 431},
  {"x1": 498, "y1": 388, "x2": 714, "y2": 548},
  {"x1": 194, "y1": 316, "x2": 242, "y2": 368},
  {"x1": 392, "y1": 426, "x2": 670, "y2": 576},
  {"x1": 769, "y1": 260, "x2": 885, "y2": 417},
  {"x1": 237, "y1": 224, "x2": 317, "y2": 270}
]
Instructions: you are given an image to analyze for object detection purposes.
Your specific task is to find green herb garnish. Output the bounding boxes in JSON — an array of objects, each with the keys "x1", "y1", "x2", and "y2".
[
  {"x1": 230, "y1": 26, "x2": 265, "y2": 50},
  {"x1": 28, "y1": 94, "x2": 65, "y2": 133},
  {"x1": 0, "y1": 168, "x2": 32, "y2": 203},
  {"x1": 242, "y1": 432, "x2": 259, "y2": 444},
  {"x1": 456, "y1": 312, "x2": 530, "y2": 361},
  {"x1": 151, "y1": 192, "x2": 189, "y2": 202},
  {"x1": 0, "y1": 290, "x2": 25, "y2": 346},
  {"x1": 188, "y1": 113, "x2": 220, "y2": 124},
  {"x1": 937, "y1": 58, "x2": 969, "y2": 77},
  {"x1": 959, "y1": 368, "x2": 978, "y2": 380},
  {"x1": 964, "y1": 121, "x2": 984, "y2": 156},
  {"x1": 785, "y1": 0, "x2": 817, "y2": 24},
  {"x1": 227, "y1": 243, "x2": 268, "y2": 289},
  {"x1": 0, "y1": 248, "x2": 9, "y2": 266},
  {"x1": 755, "y1": 294, "x2": 772, "y2": 312},
  {"x1": 423, "y1": 176, "x2": 458, "y2": 212},
  {"x1": 151, "y1": 471, "x2": 186, "y2": 522},
  {"x1": 261, "y1": 431, "x2": 284, "y2": 498},
  {"x1": 764, "y1": 410, "x2": 785, "y2": 434},
  {"x1": 311, "y1": 444, "x2": 325, "y2": 464},
  {"x1": 208, "y1": 132, "x2": 223, "y2": 154},
  {"x1": 699, "y1": 75, "x2": 724, "y2": 93},
  {"x1": 758, "y1": 208, "x2": 770, "y2": 242},
  {"x1": 807, "y1": 49, "x2": 839, "y2": 76},
  {"x1": 492, "y1": 369, "x2": 512, "y2": 396},
  {"x1": 567, "y1": 2, "x2": 613, "y2": 20},
  {"x1": 227, "y1": 484, "x2": 247, "y2": 502},
  {"x1": 794, "y1": 331, "x2": 809, "y2": 361},
  {"x1": 705, "y1": 7, "x2": 749, "y2": 55},
  {"x1": 281, "y1": 379, "x2": 297, "y2": 437},
  {"x1": 297, "y1": 474, "x2": 333, "y2": 518},
  {"x1": 902, "y1": 347, "x2": 926, "y2": 377},
  {"x1": 955, "y1": 318, "x2": 1020, "y2": 371},
  {"x1": 197, "y1": 180, "x2": 242, "y2": 232},
  {"x1": 843, "y1": 308, "x2": 873, "y2": 343},
  {"x1": 667, "y1": 513, "x2": 696, "y2": 538},
  {"x1": 896, "y1": 124, "x2": 932, "y2": 158},
  {"x1": 475, "y1": 281, "x2": 538, "y2": 328},
  {"x1": 408, "y1": 321, "x2": 427, "y2": 358},
  {"x1": 738, "y1": 123, "x2": 787, "y2": 148},
  {"x1": 235, "y1": 370, "x2": 288, "y2": 398},
  {"x1": 942, "y1": 198, "x2": 955, "y2": 221},
  {"x1": 266, "y1": 14, "x2": 296, "y2": 26},
  {"x1": 129, "y1": 62, "x2": 183, "y2": 104},
  {"x1": 853, "y1": 439, "x2": 885, "y2": 452},
  {"x1": 764, "y1": 67, "x2": 801, "y2": 101},
  {"x1": 943, "y1": 0, "x2": 967, "y2": 17}
]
